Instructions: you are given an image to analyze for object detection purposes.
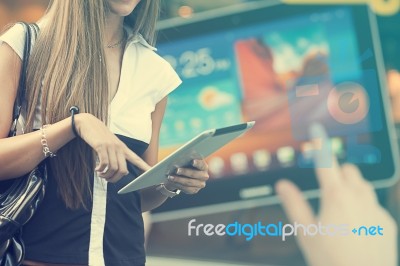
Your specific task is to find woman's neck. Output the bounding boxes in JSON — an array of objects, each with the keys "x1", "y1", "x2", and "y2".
[{"x1": 105, "y1": 14, "x2": 125, "y2": 47}]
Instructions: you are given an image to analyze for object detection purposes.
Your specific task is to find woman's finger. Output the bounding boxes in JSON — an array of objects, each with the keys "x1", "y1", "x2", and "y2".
[
  {"x1": 168, "y1": 175, "x2": 206, "y2": 189},
  {"x1": 100, "y1": 148, "x2": 119, "y2": 180},
  {"x1": 124, "y1": 147, "x2": 151, "y2": 172},
  {"x1": 309, "y1": 123, "x2": 343, "y2": 190},
  {"x1": 107, "y1": 151, "x2": 129, "y2": 183},
  {"x1": 95, "y1": 146, "x2": 109, "y2": 173},
  {"x1": 167, "y1": 181, "x2": 201, "y2": 194},
  {"x1": 176, "y1": 167, "x2": 209, "y2": 181},
  {"x1": 117, "y1": 151, "x2": 129, "y2": 176}
]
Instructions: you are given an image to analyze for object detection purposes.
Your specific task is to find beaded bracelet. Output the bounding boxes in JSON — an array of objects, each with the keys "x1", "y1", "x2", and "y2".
[{"x1": 40, "y1": 125, "x2": 56, "y2": 158}]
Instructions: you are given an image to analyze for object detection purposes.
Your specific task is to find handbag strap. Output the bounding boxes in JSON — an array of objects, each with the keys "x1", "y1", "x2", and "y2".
[{"x1": 9, "y1": 22, "x2": 39, "y2": 137}]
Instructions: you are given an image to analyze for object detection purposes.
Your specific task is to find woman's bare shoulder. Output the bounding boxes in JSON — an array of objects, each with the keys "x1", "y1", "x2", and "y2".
[
  {"x1": 0, "y1": 23, "x2": 26, "y2": 59},
  {"x1": 0, "y1": 42, "x2": 22, "y2": 138}
]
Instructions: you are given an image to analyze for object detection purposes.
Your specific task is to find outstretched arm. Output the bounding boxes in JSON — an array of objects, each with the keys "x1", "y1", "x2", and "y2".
[{"x1": 276, "y1": 124, "x2": 397, "y2": 266}]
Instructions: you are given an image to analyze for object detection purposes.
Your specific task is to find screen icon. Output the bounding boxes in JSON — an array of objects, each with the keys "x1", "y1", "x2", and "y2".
[
  {"x1": 208, "y1": 157, "x2": 225, "y2": 177},
  {"x1": 230, "y1": 153, "x2": 249, "y2": 174},
  {"x1": 277, "y1": 146, "x2": 295, "y2": 167},
  {"x1": 327, "y1": 82, "x2": 369, "y2": 125},
  {"x1": 252, "y1": 149, "x2": 271, "y2": 170}
]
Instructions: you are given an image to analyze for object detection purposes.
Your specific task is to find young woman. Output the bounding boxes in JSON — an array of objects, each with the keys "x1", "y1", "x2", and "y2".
[{"x1": 0, "y1": 0, "x2": 209, "y2": 265}]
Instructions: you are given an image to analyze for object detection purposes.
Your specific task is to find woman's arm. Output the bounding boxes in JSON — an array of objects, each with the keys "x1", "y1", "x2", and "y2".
[
  {"x1": 0, "y1": 43, "x2": 150, "y2": 181},
  {"x1": 140, "y1": 98, "x2": 169, "y2": 212},
  {"x1": 0, "y1": 43, "x2": 76, "y2": 179},
  {"x1": 0, "y1": 119, "x2": 77, "y2": 180},
  {"x1": 140, "y1": 97, "x2": 209, "y2": 212}
]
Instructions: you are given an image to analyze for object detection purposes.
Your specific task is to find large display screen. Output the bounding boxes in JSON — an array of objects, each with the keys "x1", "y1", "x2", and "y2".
[
  {"x1": 153, "y1": 4, "x2": 397, "y2": 217},
  {"x1": 158, "y1": 6, "x2": 378, "y2": 179}
]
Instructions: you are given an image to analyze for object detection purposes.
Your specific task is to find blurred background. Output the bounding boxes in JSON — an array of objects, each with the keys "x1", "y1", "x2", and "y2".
[{"x1": 1, "y1": 0, "x2": 400, "y2": 265}]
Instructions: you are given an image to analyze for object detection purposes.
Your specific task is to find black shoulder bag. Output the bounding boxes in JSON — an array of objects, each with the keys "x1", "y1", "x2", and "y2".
[{"x1": 0, "y1": 22, "x2": 47, "y2": 266}]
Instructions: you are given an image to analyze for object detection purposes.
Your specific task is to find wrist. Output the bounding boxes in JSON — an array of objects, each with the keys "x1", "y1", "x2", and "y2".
[
  {"x1": 156, "y1": 183, "x2": 181, "y2": 198},
  {"x1": 164, "y1": 181, "x2": 178, "y2": 191},
  {"x1": 73, "y1": 113, "x2": 91, "y2": 137}
]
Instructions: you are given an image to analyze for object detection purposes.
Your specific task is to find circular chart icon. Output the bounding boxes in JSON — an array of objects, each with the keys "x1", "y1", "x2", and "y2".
[{"x1": 327, "y1": 82, "x2": 370, "y2": 125}]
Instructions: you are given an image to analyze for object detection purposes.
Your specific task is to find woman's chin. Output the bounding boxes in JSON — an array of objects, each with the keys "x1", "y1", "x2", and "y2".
[{"x1": 107, "y1": 0, "x2": 141, "y2": 17}]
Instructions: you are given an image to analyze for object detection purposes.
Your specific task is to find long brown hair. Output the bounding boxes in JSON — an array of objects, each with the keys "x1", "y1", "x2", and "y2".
[{"x1": 24, "y1": 0, "x2": 160, "y2": 209}]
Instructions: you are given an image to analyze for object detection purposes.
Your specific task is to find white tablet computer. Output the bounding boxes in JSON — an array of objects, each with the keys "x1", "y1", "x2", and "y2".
[{"x1": 118, "y1": 121, "x2": 255, "y2": 194}]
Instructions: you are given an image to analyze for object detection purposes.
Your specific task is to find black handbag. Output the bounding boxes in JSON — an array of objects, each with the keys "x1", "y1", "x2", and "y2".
[{"x1": 0, "y1": 22, "x2": 47, "y2": 266}]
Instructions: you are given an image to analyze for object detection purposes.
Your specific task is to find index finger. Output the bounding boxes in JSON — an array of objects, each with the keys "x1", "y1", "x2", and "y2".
[
  {"x1": 309, "y1": 123, "x2": 343, "y2": 189},
  {"x1": 124, "y1": 148, "x2": 151, "y2": 172}
]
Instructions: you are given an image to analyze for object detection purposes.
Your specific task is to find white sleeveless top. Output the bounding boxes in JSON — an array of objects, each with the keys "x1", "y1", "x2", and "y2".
[{"x1": 0, "y1": 23, "x2": 181, "y2": 144}]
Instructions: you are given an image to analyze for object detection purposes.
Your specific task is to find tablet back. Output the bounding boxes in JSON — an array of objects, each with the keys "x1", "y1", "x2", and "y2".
[{"x1": 118, "y1": 122, "x2": 255, "y2": 193}]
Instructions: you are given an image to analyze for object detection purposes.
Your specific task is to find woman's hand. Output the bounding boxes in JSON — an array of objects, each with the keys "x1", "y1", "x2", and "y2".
[
  {"x1": 276, "y1": 124, "x2": 397, "y2": 266},
  {"x1": 164, "y1": 159, "x2": 209, "y2": 194},
  {"x1": 75, "y1": 113, "x2": 151, "y2": 183}
]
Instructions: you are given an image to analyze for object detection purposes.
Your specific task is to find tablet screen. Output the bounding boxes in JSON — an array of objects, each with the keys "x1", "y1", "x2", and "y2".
[{"x1": 154, "y1": 3, "x2": 398, "y2": 216}]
